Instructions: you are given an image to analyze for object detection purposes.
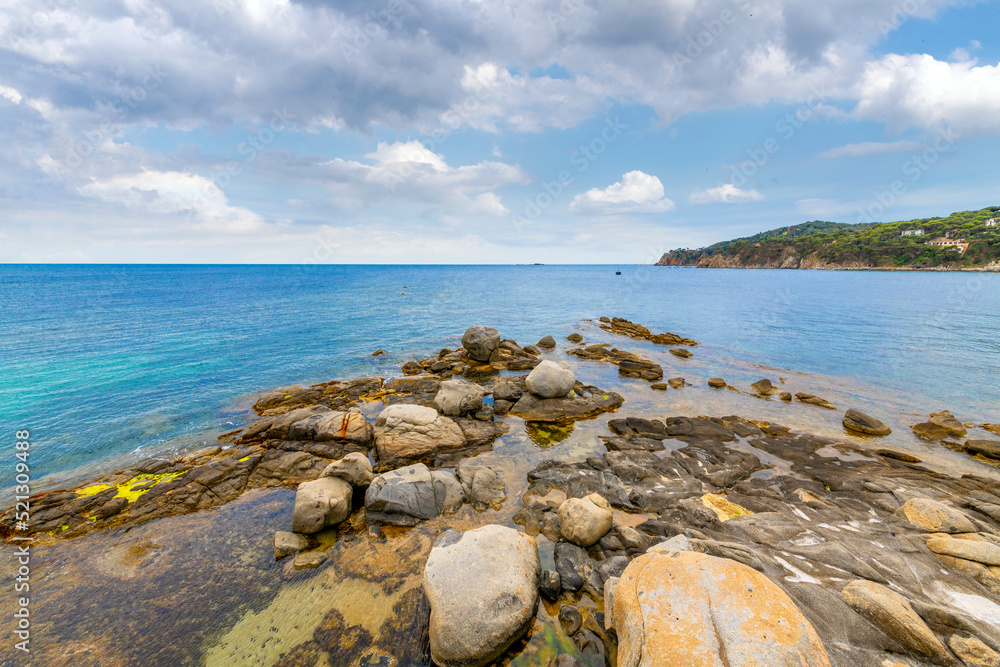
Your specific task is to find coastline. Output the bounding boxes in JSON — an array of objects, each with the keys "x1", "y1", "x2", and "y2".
[{"x1": 4, "y1": 318, "x2": 1000, "y2": 666}]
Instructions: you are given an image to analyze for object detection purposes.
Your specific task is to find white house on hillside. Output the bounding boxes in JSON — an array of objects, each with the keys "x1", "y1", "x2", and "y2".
[
  {"x1": 900, "y1": 229, "x2": 925, "y2": 236},
  {"x1": 987, "y1": 218, "x2": 998, "y2": 227}
]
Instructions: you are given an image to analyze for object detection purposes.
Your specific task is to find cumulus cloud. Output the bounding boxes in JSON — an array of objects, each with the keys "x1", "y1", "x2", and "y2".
[
  {"x1": 689, "y1": 184, "x2": 764, "y2": 205},
  {"x1": 569, "y1": 170, "x2": 675, "y2": 213},
  {"x1": 817, "y1": 140, "x2": 923, "y2": 158},
  {"x1": 77, "y1": 170, "x2": 265, "y2": 231},
  {"x1": 851, "y1": 54, "x2": 1000, "y2": 135}
]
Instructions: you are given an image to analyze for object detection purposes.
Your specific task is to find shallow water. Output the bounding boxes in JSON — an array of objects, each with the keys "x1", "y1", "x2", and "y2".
[
  {"x1": 2, "y1": 265, "x2": 998, "y2": 494},
  {"x1": 3, "y1": 334, "x2": 999, "y2": 667}
]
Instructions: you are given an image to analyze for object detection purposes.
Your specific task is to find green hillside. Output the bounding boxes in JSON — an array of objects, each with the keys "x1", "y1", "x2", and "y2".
[{"x1": 658, "y1": 207, "x2": 1000, "y2": 269}]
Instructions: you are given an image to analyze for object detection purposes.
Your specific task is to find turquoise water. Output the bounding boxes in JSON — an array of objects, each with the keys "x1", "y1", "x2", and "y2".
[{"x1": 2, "y1": 265, "x2": 998, "y2": 492}]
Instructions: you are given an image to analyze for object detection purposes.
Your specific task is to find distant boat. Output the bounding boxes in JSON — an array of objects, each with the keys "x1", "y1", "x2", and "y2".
[{"x1": 615, "y1": 269, "x2": 622, "y2": 275}]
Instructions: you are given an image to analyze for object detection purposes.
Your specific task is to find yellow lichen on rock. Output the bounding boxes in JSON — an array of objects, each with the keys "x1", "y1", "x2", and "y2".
[
  {"x1": 75, "y1": 472, "x2": 185, "y2": 503},
  {"x1": 701, "y1": 493, "x2": 752, "y2": 521}
]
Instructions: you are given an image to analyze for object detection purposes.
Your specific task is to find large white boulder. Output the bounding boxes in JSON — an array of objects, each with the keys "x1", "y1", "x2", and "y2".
[
  {"x1": 434, "y1": 379, "x2": 488, "y2": 417},
  {"x1": 290, "y1": 477, "x2": 353, "y2": 534},
  {"x1": 423, "y1": 525, "x2": 541, "y2": 667},
  {"x1": 374, "y1": 403, "x2": 466, "y2": 467},
  {"x1": 558, "y1": 493, "x2": 613, "y2": 547},
  {"x1": 525, "y1": 360, "x2": 576, "y2": 399}
]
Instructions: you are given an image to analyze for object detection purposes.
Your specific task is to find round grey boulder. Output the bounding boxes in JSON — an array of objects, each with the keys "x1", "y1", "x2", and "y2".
[
  {"x1": 291, "y1": 477, "x2": 353, "y2": 534},
  {"x1": 434, "y1": 379, "x2": 488, "y2": 417},
  {"x1": 462, "y1": 326, "x2": 501, "y2": 362},
  {"x1": 525, "y1": 360, "x2": 576, "y2": 399},
  {"x1": 423, "y1": 525, "x2": 540, "y2": 667},
  {"x1": 559, "y1": 493, "x2": 613, "y2": 547},
  {"x1": 842, "y1": 409, "x2": 892, "y2": 436}
]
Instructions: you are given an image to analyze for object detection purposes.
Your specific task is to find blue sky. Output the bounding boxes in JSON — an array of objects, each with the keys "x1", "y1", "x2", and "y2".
[{"x1": 1, "y1": 0, "x2": 998, "y2": 263}]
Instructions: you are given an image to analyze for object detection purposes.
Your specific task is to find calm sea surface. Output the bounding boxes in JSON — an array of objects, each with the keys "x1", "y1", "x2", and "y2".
[{"x1": 2, "y1": 264, "x2": 998, "y2": 492}]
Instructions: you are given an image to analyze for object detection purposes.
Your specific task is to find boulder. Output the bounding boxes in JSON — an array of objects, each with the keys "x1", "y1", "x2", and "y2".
[
  {"x1": 525, "y1": 360, "x2": 576, "y2": 399},
  {"x1": 462, "y1": 326, "x2": 501, "y2": 362},
  {"x1": 613, "y1": 551, "x2": 831, "y2": 667},
  {"x1": 566, "y1": 333, "x2": 583, "y2": 343},
  {"x1": 321, "y1": 452, "x2": 374, "y2": 487},
  {"x1": 537, "y1": 335, "x2": 556, "y2": 348},
  {"x1": 559, "y1": 493, "x2": 613, "y2": 547},
  {"x1": 555, "y1": 542, "x2": 589, "y2": 592},
  {"x1": 434, "y1": 379, "x2": 488, "y2": 417},
  {"x1": 650, "y1": 382, "x2": 667, "y2": 390},
  {"x1": 752, "y1": 379, "x2": 780, "y2": 396},
  {"x1": 493, "y1": 378, "x2": 525, "y2": 402},
  {"x1": 402, "y1": 361, "x2": 423, "y2": 375},
  {"x1": 926, "y1": 536, "x2": 1000, "y2": 566},
  {"x1": 457, "y1": 463, "x2": 507, "y2": 510},
  {"x1": 241, "y1": 406, "x2": 373, "y2": 445},
  {"x1": 669, "y1": 348, "x2": 692, "y2": 358},
  {"x1": 841, "y1": 580, "x2": 951, "y2": 662},
  {"x1": 293, "y1": 551, "x2": 327, "y2": 570},
  {"x1": 618, "y1": 360, "x2": 664, "y2": 380},
  {"x1": 967, "y1": 440, "x2": 1000, "y2": 460},
  {"x1": 842, "y1": 409, "x2": 892, "y2": 436},
  {"x1": 373, "y1": 404, "x2": 466, "y2": 467},
  {"x1": 365, "y1": 463, "x2": 464, "y2": 526},
  {"x1": 274, "y1": 531, "x2": 308, "y2": 559},
  {"x1": 913, "y1": 421, "x2": 951, "y2": 440},
  {"x1": 540, "y1": 569, "x2": 561, "y2": 601},
  {"x1": 896, "y1": 497, "x2": 976, "y2": 534},
  {"x1": 708, "y1": 377, "x2": 727, "y2": 388},
  {"x1": 291, "y1": 477, "x2": 353, "y2": 534},
  {"x1": 796, "y1": 393, "x2": 836, "y2": 409},
  {"x1": 423, "y1": 526, "x2": 540, "y2": 667},
  {"x1": 929, "y1": 410, "x2": 968, "y2": 437}
]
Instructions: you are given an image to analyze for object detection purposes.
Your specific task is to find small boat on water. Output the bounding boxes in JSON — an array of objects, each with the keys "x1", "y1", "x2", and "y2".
[{"x1": 615, "y1": 269, "x2": 621, "y2": 275}]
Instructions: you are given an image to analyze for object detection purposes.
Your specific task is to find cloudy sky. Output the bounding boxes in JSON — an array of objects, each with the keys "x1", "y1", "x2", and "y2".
[{"x1": 1, "y1": 0, "x2": 998, "y2": 263}]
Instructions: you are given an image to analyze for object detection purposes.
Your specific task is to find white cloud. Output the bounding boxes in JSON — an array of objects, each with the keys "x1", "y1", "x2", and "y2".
[
  {"x1": 0, "y1": 85, "x2": 23, "y2": 105},
  {"x1": 569, "y1": 170, "x2": 675, "y2": 214},
  {"x1": 77, "y1": 170, "x2": 265, "y2": 232},
  {"x1": 689, "y1": 184, "x2": 764, "y2": 205},
  {"x1": 319, "y1": 141, "x2": 525, "y2": 217},
  {"x1": 817, "y1": 140, "x2": 923, "y2": 159},
  {"x1": 851, "y1": 54, "x2": 1000, "y2": 135}
]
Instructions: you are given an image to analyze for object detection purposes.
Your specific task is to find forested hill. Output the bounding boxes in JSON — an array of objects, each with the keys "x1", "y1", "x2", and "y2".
[{"x1": 656, "y1": 207, "x2": 1000, "y2": 270}]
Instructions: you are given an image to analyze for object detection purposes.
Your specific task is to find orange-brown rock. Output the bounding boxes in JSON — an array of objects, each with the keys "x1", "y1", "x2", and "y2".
[{"x1": 612, "y1": 550, "x2": 832, "y2": 667}]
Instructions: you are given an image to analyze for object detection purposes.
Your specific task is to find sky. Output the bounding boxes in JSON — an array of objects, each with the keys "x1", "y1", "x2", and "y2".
[{"x1": 1, "y1": 0, "x2": 998, "y2": 264}]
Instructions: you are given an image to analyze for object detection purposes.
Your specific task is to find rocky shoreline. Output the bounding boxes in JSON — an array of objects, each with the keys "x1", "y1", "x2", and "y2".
[{"x1": 4, "y1": 319, "x2": 1000, "y2": 667}]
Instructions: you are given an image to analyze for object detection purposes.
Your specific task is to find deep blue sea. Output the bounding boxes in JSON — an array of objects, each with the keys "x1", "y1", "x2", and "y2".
[{"x1": 2, "y1": 264, "x2": 998, "y2": 492}]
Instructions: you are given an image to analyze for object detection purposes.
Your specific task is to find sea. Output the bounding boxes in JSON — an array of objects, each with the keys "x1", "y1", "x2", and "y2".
[{"x1": 2, "y1": 264, "x2": 999, "y2": 494}]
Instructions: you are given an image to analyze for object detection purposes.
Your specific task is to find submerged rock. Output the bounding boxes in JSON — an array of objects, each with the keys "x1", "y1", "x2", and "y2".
[
  {"x1": 423, "y1": 525, "x2": 540, "y2": 667},
  {"x1": 912, "y1": 421, "x2": 951, "y2": 441},
  {"x1": 462, "y1": 326, "x2": 501, "y2": 362},
  {"x1": 708, "y1": 377, "x2": 727, "y2": 388},
  {"x1": 525, "y1": 360, "x2": 576, "y2": 398},
  {"x1": 842, "y1": 409, "x2": 892, "y2": 436},
  {"x1": 273, "y1": 531, "x2": 308, "y2": 559},
  {"x1": 566, "y1": 333, "x2": 583, "y2": 343},
  {"x1": 599, "y1": 317, "x2": 697, "y2": 346},
  {"x1": 613, "y1": 550, "x2": 832, "y2": 667},
  {"x1": 796, "y1": 393, "x2": 836, "y2": 409},
  {"x1": 537, "y1": 335, "x2": 556, "y2": 348},
  {"x1": 373, "y1": 403, "x2": 467, "y2": 467},
  {"x1": 291, "y1": 477, "x2": 353, "y2": 534},
  {"x1": 618, "y1": 360, "x2": 663, "y2": 381},
  {"x1": 668, "y1": 348, "x2": 693, "y2": 358}
]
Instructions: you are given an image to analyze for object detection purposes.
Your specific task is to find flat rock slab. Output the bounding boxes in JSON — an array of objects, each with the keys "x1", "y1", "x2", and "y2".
[
  {"x1": 896, "y1": 497, "x2": 977, "y2": 534},
  {"x1": 510, "y1": 385, "x2": 624, "y2": 423},
  {"x1": 423, "y1": 525, "x2": 540, "y2": 667}
]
